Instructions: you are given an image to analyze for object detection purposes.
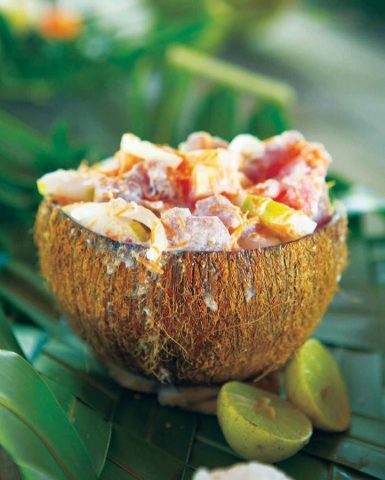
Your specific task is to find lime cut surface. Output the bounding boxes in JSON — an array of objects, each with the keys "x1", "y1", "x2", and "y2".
[{"x1": 217, "y1": 381, "x2": 313, "y2": 463}]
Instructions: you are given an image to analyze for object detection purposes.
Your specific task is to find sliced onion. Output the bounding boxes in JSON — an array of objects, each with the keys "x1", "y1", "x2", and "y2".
[
  {"x1": 119, "y1": 201, "x2": 169, "y2": 261},
  {"x1": 63, "y1": 198, "x2": 168, "y2": 262},
  {"x1": 37, "y1": 169, "x2": 94, "y2": 202}
]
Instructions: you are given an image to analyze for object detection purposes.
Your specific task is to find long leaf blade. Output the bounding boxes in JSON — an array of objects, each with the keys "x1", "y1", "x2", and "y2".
[
  {"x1": 0, "y1": 304, "x2": 24, "y2": 357},
  {"x1": 0, "y1": 350, "x2": 97, "y2": 479}
]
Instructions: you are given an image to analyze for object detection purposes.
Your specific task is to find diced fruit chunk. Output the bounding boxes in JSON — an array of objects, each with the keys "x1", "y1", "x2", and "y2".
[
  {"x1": 192, "y1": 164, "x2": 219, "y2": 198},
  {"x1": 242, "y1": 195, "x2": 316, "y2": 240},
  {"x1": 285, "y1": 339, "x2": 351, "y2": 432},
  {"x1": 218, "y1": 381, "x2": 312, "y2": 463},
  {"x1": 162, "y1": 208, "x2": 231, "y2": 251},
  {"x1": 194, "y1": 194, "x2": 243, "y2": 230},
  {"x1": 63, "y1": 199, "x2": 168, "y2": 262},
  {"x1": 184, "y1": 216, "x2": 231, "y2": 251},
  {"x1": 187, "y1": 149, "x2": 241, "y2": 199}
]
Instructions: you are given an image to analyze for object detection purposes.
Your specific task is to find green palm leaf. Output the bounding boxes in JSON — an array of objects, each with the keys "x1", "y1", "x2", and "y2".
[{"x1": 0, "y1": 350, "x2": 98, "y2": 479}]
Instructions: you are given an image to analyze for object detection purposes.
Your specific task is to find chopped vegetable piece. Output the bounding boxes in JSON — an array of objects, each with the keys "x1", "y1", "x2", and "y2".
[
  {"x1": 63, "y1": 202, "x2": 149, "y2": 243},
  {"x1": 194, "y1": 194, "x2": 243, "y2": 230},
  {"x1": 218, "y1": 381, "x2": 312, "y2": 463},
  {"x1": 37, "y1": 169, "x2": 95, "y2": 202},
  {"x1": 118, "y1": 201, "x2": 168, "y2": 261},
  {"x1": 242, "y1": 195, "x2": 317, "y2": 240},
  {"x1": 162, "y1": 208, "x2": 231, "y2": 251},
  {"x1": 285, "y1": 339, "x2": 351, "y2": 432},
  {"x1": 64, "y1": 199, "x2": 167, "y2": 262},
  {"x1": 187, "y1": 149, "x2": 241, "y2": 199}
]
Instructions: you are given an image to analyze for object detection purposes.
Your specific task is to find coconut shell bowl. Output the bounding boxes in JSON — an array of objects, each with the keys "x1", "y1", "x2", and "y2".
[{"x1": 35, "y1": 200, "x2": 347, "y2": 386}]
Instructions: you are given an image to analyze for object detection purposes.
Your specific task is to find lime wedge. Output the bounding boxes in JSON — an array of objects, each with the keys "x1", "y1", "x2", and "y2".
[
  {"x1": 285, "y1": 339, "x2": 351, "y2": 432},
  {"x1": 217, "y1": 382, "x2": 312, "y2": 463}
]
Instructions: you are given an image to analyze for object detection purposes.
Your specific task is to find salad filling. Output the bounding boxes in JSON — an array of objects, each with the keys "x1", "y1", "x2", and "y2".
[{"x1": 37, "y1": 131, "x2": 334, "y2": 268}]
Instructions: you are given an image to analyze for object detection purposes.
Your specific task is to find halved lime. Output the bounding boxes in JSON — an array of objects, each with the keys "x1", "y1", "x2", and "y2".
[
  {"x1": 217, "y1": 382, "x2": 313, "y2": 463},
  {"x1": 285, "y1": 339, "x2": 351, "y2": 432}
]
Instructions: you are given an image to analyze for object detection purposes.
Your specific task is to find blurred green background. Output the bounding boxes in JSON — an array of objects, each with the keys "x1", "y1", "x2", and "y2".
[
  {"x1": 1, "y1": 0, "x2": 384, "y2": 185},
  {"x1": 0, "y1": 0, "x2": 384, "y2": 246}
]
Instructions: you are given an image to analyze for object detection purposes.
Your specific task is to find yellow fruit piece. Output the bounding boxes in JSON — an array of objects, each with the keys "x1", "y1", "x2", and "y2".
[
  {"x1": 285, "y1": 339, "x2": 351, "y2": 432},
  {"x1": 242, "y1": 195, "x2": 316, "y2": 240},
  {"x1": 189, "y1": 151, "x2": 240, "y2": 199},
  {"x1": 217, "y1": 381, "x2": 312, "y2": 463},
  {"x1": 191, "y1": 164, "x2": 218, "y2": 198}
]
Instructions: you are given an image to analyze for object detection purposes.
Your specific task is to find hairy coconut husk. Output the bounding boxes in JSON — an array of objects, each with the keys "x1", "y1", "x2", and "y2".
[{"x1": 35, "y1": 200, "x2": 347, "y2": 385}]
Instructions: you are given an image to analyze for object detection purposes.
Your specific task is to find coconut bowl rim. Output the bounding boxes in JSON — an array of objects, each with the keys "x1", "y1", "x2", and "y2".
[{"x1": 46, "y1": 199, "x2": 345, "y2": 257}]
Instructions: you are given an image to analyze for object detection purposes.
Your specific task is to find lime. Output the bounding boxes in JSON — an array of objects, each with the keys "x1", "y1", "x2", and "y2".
[
  {"x1": 217, "y1": 382, "x2": 312, "y2": 463},
  {"x1": 285, "y1": 339, "x2": 351, "y2": 432}
]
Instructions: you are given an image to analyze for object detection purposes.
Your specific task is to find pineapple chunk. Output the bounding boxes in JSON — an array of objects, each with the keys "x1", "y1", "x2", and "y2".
[
  {"x1": 188, "y1": 149, "x2": 241, "y2": 199},
  {"x1": 191, "y1": 164, "x2": 218, "y2": 198}
]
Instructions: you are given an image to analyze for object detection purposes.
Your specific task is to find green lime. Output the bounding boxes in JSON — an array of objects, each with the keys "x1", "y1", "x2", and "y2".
[
  {"x1": 217, "y1": 381, "x2": 312, "y2": 463},
  {"x1": 285, "y1": 339, "x2": 351, "y2": 432}
]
